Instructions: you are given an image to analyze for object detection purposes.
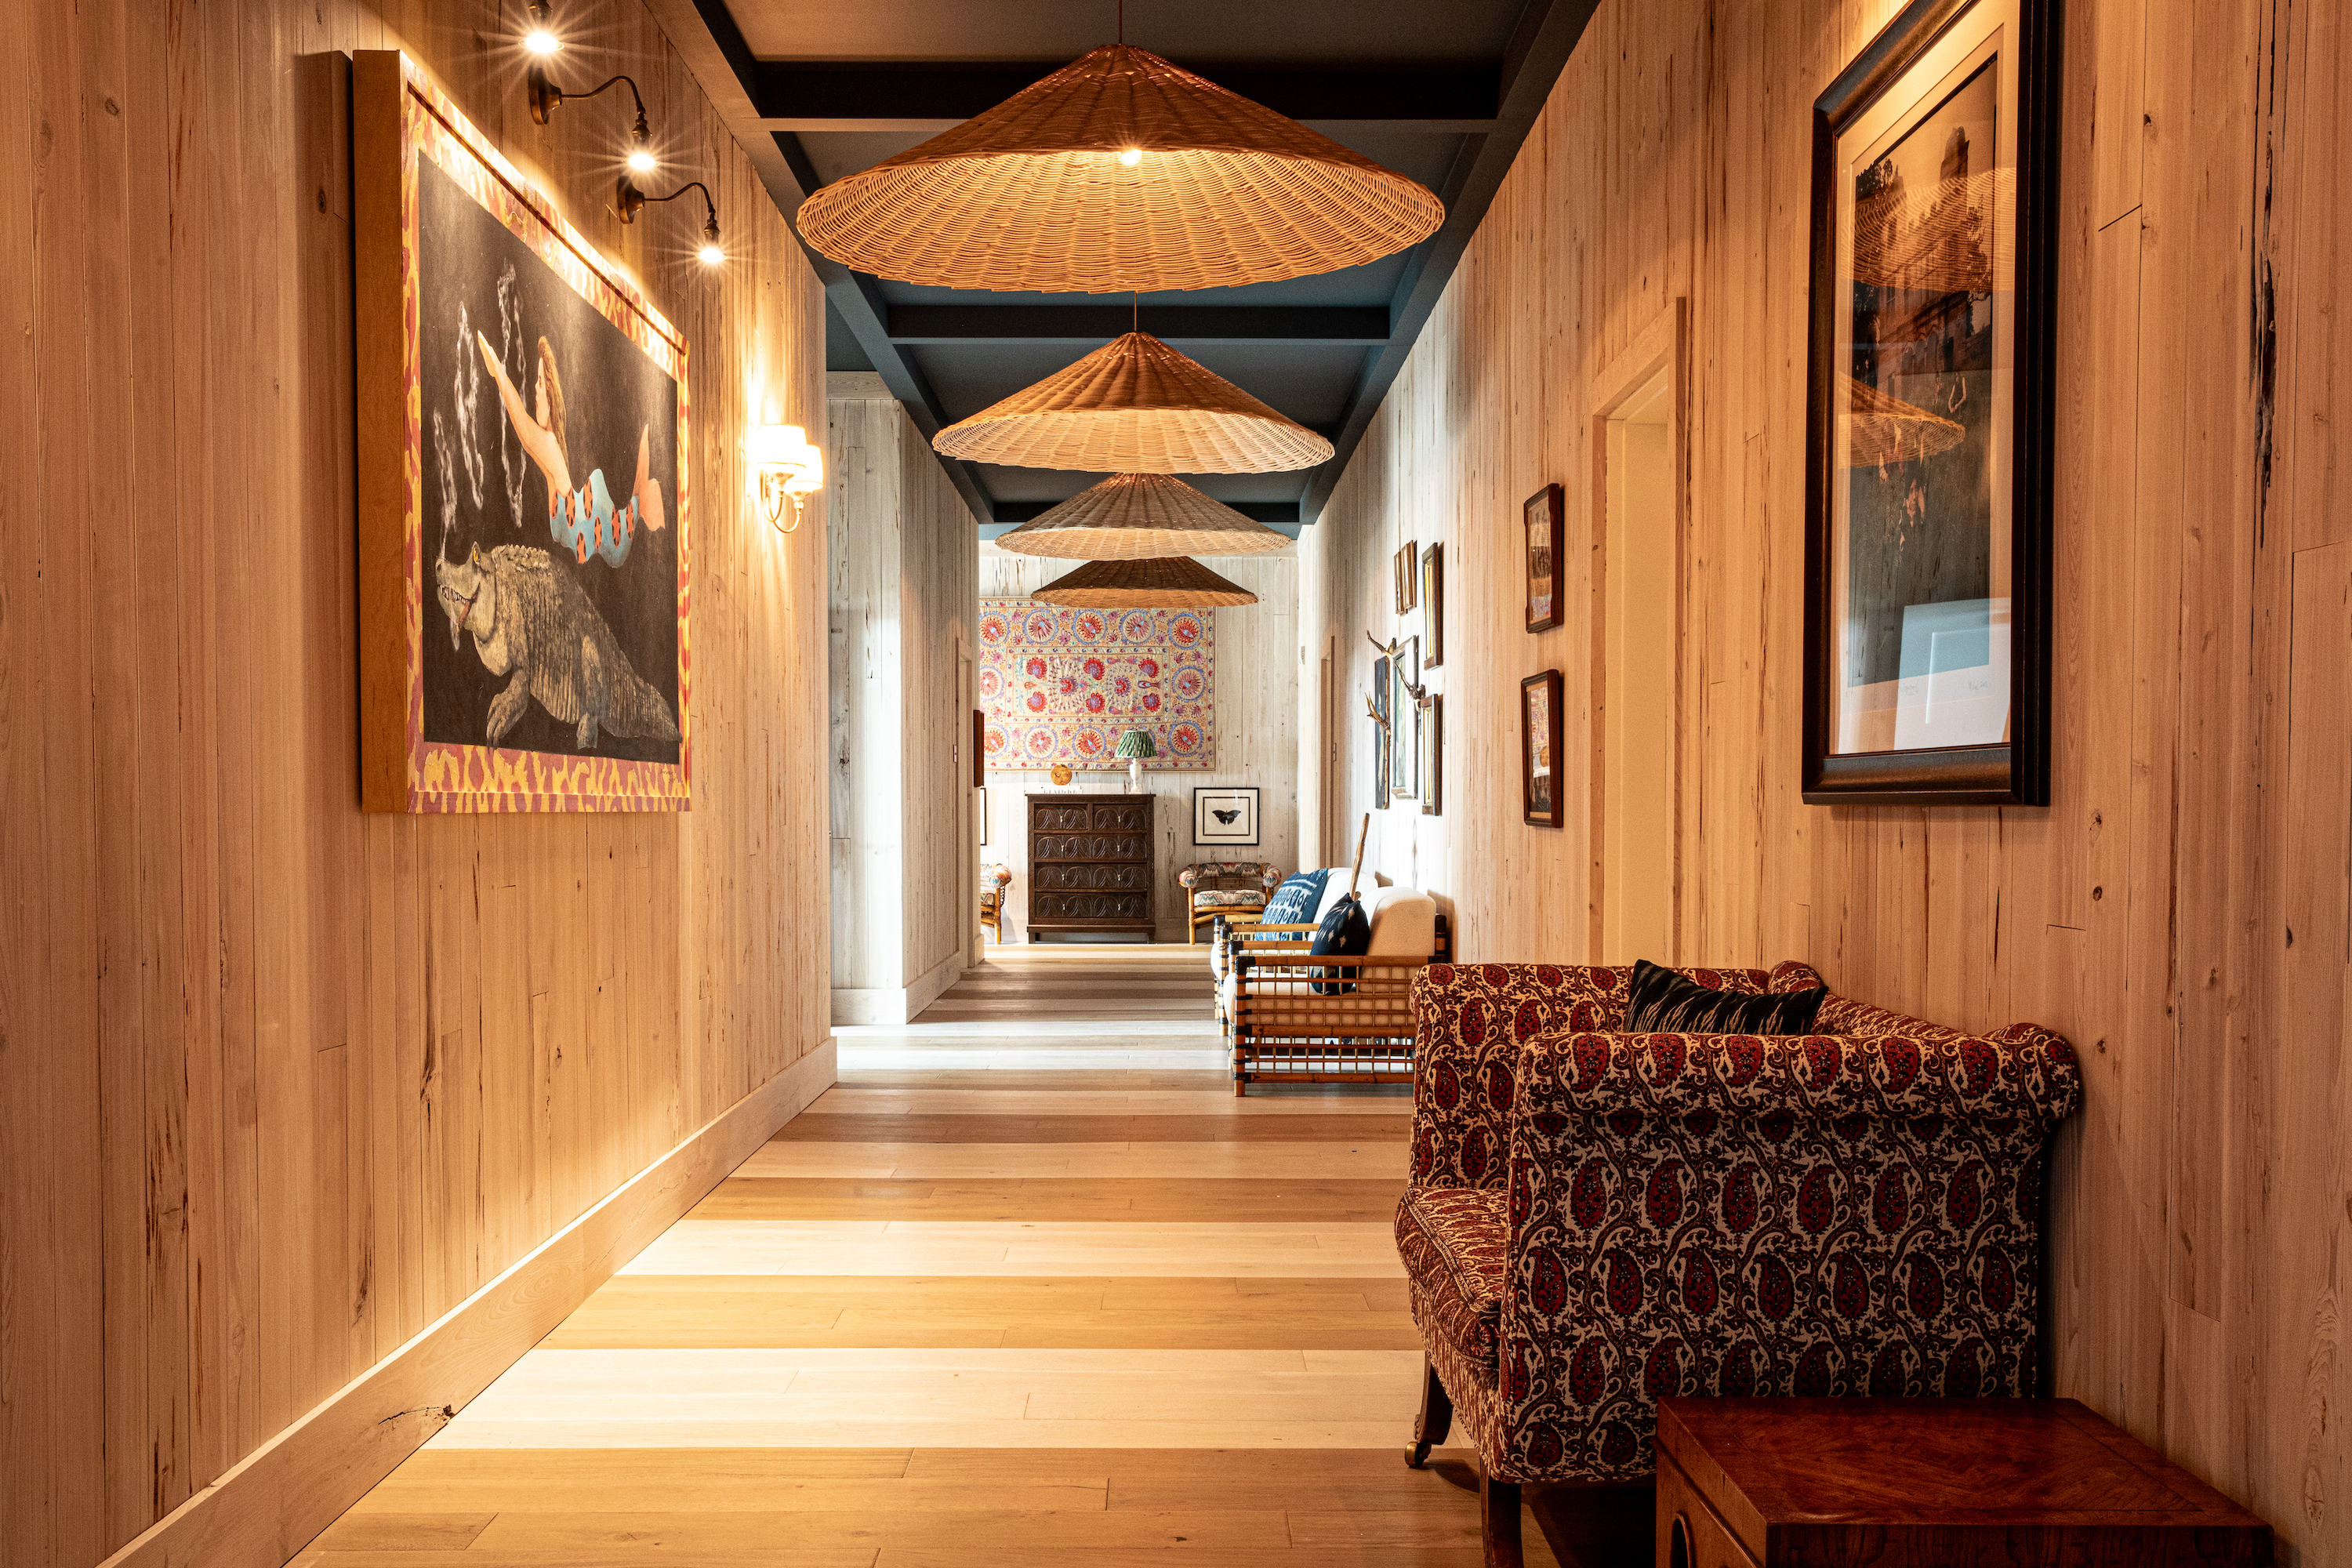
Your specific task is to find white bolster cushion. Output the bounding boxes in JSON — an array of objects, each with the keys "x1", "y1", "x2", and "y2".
[{"x1": 1363, "y1": 888, "x2": 1438, "y2": 956}]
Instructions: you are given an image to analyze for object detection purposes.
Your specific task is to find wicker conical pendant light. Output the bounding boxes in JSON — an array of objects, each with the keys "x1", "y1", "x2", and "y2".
[
  {"x1": 793, "y1": 45, "x2": 1444, "y2": 295},
  {"x1": 935, "y1": 332, "x2": 1332, "y2": 473},
  {"x1": 996, "y1": 474, "x2": 1290, "y2": 560},
  {"x1": 1840, "y1": 373, "x2": 1966, "y2": 468},
  {"x1": 1031, "y1": 556, "x2": 1257, "y2": 608}
]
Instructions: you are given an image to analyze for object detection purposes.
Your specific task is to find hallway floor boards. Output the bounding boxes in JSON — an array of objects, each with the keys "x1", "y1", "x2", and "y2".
[{"x1": 299, "y1": 949, "x2": 1557, "y2": 1566}]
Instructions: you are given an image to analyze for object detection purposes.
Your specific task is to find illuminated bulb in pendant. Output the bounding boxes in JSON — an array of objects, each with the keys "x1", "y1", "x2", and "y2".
[
  {"x1": 524, "y1": 27, "x2": 561, "y2": 54},
  {"x1": 626, "y1": 147, "x2": 657, "y2": 175},
  {"x1": 1119, "y1": 147, "x2": 1142, "y2": 166}
]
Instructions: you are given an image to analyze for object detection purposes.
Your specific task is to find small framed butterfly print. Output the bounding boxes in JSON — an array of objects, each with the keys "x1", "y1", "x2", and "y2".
[{"x1": 1192, "y1": 786, "x2": 1261, "y2": 847}]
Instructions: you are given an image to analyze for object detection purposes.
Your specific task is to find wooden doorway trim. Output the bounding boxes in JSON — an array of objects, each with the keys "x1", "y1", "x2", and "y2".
[{"x1": 1589, "y1": 299, "x2": 1690, "y2": 964}]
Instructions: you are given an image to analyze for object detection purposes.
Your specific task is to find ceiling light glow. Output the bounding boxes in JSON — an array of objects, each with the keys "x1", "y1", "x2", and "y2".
[{"x1": 1119, "y1": 147, "x2": 1142, "y2": 165}]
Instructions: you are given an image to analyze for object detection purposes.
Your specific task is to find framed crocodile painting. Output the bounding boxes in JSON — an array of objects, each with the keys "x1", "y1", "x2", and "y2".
[{"x1": 354, "y1": 53, "x2": 691, "y2": 813}]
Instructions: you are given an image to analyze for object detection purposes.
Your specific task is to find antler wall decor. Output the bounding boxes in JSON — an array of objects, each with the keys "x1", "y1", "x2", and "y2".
[{"x1": 1366, "y1": 630, "x2": 1426, "y2": 702}]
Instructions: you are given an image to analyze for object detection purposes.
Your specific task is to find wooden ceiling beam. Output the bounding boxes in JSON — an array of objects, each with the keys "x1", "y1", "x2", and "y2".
[
  {"x1": 887, "y1": 306, "x2": 1392, "y2": 347},
  {"x1": 751, "y1": 63, "x2": 1500, "y2": 130}
]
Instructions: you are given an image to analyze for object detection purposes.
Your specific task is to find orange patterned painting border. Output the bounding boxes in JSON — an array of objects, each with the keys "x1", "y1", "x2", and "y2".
[{"x1": 393, "y1": 56, "x2": 692, "y2": 813}]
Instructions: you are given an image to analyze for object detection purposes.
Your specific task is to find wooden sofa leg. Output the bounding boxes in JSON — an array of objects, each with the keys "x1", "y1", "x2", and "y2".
[
  {"x1": 1406, "y1": 1356, "x2": 1453, "y2": 1467},
  {"x1": 1479, "y1": 1469, "x2": 1523, "y2": 1568}
]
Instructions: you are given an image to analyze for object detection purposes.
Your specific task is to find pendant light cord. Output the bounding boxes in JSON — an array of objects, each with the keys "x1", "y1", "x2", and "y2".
[{"x1": 1118, "y1": 0, "x2": 1124, "y2": 44}]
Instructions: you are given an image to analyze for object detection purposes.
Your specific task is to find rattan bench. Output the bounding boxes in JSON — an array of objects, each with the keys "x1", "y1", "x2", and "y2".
[{"x1": 1221, "y1": 913, "x2": 1450, "y2": 1094}]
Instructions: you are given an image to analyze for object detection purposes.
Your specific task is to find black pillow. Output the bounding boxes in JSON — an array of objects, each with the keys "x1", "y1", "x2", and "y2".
[
  {"x1": 1623, "y1": 960, "x2": 1827, "y2": 1035},
  {"x1": 1308, "y1": 893, "x2": 1370, "y2": 996}
]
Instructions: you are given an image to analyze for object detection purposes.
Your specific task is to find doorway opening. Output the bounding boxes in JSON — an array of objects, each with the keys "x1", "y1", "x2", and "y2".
[{"x1": 1595, "y1": 305, "x2": 1686, "y2": 966}]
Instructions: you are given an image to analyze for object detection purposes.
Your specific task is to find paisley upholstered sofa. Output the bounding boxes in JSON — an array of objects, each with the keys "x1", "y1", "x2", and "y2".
[{"x1": 1393, "y1": 960, "x2": 2082, "y2": 1565}]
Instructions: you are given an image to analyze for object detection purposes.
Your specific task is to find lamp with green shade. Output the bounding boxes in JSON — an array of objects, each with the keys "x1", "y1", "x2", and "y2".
[{"x1": 1115, "y1": 728, "x2": 1157, "y2": 793}]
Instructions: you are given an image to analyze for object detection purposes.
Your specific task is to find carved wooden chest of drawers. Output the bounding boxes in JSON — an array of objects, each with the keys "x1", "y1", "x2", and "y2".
[{"x1": 1027, "y1": 793, "x2": 1153, "y2": 940}]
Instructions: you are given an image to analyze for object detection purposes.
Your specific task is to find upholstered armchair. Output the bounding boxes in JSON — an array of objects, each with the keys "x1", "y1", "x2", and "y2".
[
  {"x1": 1393, "y1": 961, "x2": 2082, "y2": 1564},
  {"x1": 1176, "y1": 861, "x2": 1283, "y2": 944},
  {"x1": 978, "y1": 862, "x2": 1012, "y2": 944}
]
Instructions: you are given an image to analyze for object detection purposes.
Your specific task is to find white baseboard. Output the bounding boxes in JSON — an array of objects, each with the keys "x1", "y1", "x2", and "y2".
[
  {"x1": 829, "y1": 947, "x2": 964, "y2": 1025},
  {"x1": 98, "y1": 1040, "x2": 837, "y2": 1568}
]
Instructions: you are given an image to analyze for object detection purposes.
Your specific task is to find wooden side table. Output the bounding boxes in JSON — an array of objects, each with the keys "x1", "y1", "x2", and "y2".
[{"x1": 1657, "y1": 1398, "x2": 2270, "y2": 1567}]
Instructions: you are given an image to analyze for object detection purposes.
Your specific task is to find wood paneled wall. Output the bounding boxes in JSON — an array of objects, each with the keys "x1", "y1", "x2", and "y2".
[
  {"x1": 982, "y1": 548, "x2": 1298, "y2": 941},
  {"x1": 0, "y1": 2, "x2": 828, "y2": 1563},
  {"x1": 826, "y1": 374, "x2": 980, "y2": 1014},
  {"x1": 1301, "y1": 0, "x2": 2349, "y2": 1556}
]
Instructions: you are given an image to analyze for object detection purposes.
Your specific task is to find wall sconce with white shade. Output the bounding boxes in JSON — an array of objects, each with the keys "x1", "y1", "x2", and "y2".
[{"x1": 750, "y1": 423, "x2": 823, "y2": 532}]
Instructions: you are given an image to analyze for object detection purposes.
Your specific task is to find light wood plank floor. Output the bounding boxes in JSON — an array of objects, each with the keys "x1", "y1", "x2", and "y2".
[
  {"x1": 299, "y1": 949, "x2": 1556, "y2": 1566},
  {"x1": 907, "y1": 942, "x2": 1221, "y2": 1025}
]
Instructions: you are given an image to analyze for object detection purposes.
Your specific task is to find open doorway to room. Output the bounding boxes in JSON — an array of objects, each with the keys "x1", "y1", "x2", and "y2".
[
  {"x1": 925, "y1": 539, "x2": 1301, "y2": 1020},
  {"x1": 1595, "y1": 303, "x2": 1688, "y2": 966}
]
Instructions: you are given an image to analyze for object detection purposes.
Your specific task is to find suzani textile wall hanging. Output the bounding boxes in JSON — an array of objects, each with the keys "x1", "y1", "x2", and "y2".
[{"x1": 978, "y1": 599, "x2": 1215, "y2": 772}]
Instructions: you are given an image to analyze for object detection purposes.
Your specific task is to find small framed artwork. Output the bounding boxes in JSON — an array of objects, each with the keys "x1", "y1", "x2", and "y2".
[
  {"x1": 1524, "y1": 484, "x2": 1564, "y2": 633},
  {"x1": 1390, "y1": 654, "x2": 1417, "y2": 798},
  {"x1": 976, "y1": 786, "x2": 989, "y2": 846},
  {"x1": 1802, "y1": 0, "x2": 2056, "y2": 805},
  {"x1": 1194, "y1": 786, "x2": 1261, "y2": 847},
  {"x1": 1521, "y1": 670, "x2": 1563, "y2": 828},
  {"x1": 1418, "y1": 694, "x2": 1443, "y2": 815},
  {"x1": 1370, "y1": 655, "x2": 1391, "y2": 800},
  {"x1": 1421, "y1": 544, "x2": 1443, "y2": 667},
  {"x1": 971, "y1": 708, "x2": 985, "y2": 788},
  {"x1": 1393, "y1": 541, "x2": 1419, "y2": 614}
]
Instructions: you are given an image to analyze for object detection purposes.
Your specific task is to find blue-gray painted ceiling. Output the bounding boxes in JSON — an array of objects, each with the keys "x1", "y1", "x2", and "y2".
[{"x1": 669, "y1": 0, "x2": 1600, "y2": 523}]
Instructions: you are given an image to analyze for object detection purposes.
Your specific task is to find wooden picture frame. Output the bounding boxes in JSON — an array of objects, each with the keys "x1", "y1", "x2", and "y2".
[
  {"x1": 356, "y1": 53, "x2": 691, "y2": 814},
  {"x1": 1801, "y1": 0, "x2": 2056, "y2": 805},
  {"x1": 1418, "y1": 694, "x2": 1443, "y2": 815},
  {"x1": 1391, "y1": 654, "x2": 1417, "y2": 800},
  {"x1": 1523, "y1": 484, "x2": 1564, "y2": 633},
  {"x1": 1421, "y1": 544, "x2": 1443, "y2": 666},
  {"x1": 1521, "y1": 670, "x2": 1564, "y2": 828},
  {"x1": 971, "y1": 707, "x2": 985, "y2": 788},
  {"x1": 1192, "y1": 786, "x2": 1261, "y2": 847},
  {"x1": 1371, "y1": 655, "x2": 1391, "y2": 801},
  {"x1": 1393, "y1": 540, "x2": 1419, "y2": 614}
]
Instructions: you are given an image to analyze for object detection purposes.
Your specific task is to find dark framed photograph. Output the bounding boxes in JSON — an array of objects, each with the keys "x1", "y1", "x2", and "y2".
[
  {"x1": 1521, "y1": 671, "x2": 1563, "y2": 828},
  {"x1": 1421, "y1": 544, "x2": 1443, "y2": 666},
  {"x1": 1418, "y1": 694, "x2": 1443, "y2": 815},
  {"x1": 1192, "y1": 786, "x2": 1261, "y2": 846},
  {"x1": 1802, "y1": 0, "x2": 2056, "y2": 804},
  {"x1": 1524, "y1": 484, "x2": 1564, "y2": 633},
  {"x1": 971, "y1": 707, "x2": 985, "y2": 788}
]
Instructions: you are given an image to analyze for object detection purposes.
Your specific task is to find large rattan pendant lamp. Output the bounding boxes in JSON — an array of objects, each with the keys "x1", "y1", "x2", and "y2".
[
  {"x1": 793, "y1": 45, "x2": 1444, "y2": 294},
  {"x1": 1841, "y1": 373, "x2": 1966, "y2": 467},
  {"x1": 935, "y1": 331, "x2": 1332, "y2": 473},
  {"x1": 996, "y1": 473, "x2": 1290, "y2": 559},
  {"x1": 1031, "y1": 555, "x2": 1257, "y2": 608}
]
